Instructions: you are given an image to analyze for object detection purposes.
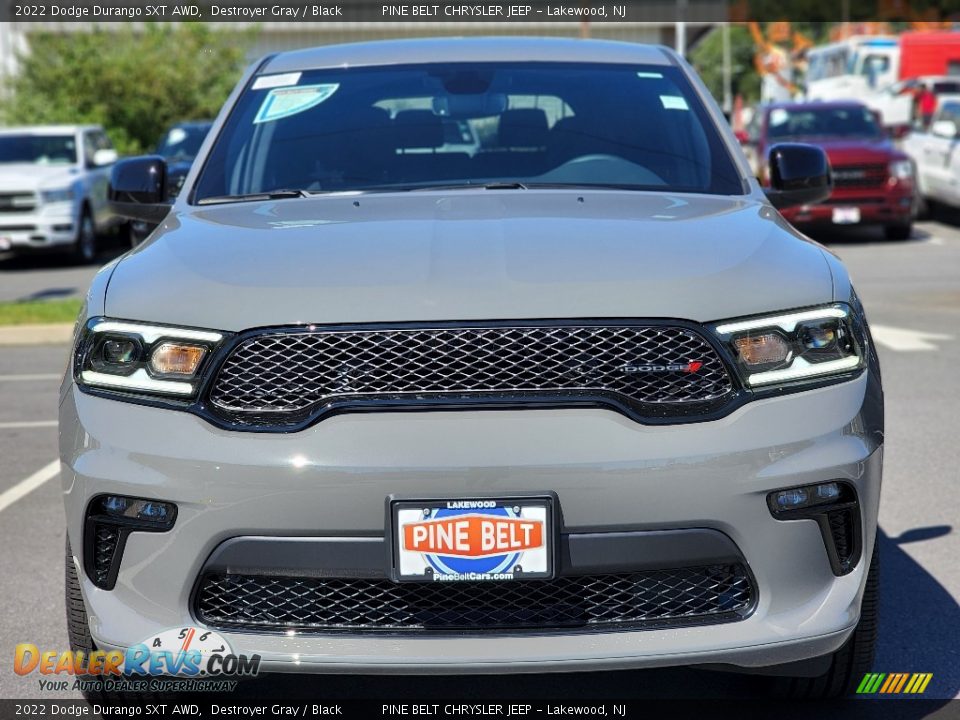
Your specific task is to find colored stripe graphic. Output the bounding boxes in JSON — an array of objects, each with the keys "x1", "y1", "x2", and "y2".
[{"x1": 857, "y1": 672, "x2": 932, "y2": 694}]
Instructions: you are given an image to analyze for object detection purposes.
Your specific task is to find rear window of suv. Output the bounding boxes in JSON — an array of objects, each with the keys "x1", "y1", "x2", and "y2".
[{"x1": 193, "y1": 62, "x2": 745, "y2": 201}]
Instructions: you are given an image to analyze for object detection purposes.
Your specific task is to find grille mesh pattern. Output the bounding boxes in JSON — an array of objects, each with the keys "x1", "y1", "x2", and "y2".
[
  {"x1": 93, "y1": 524, "x2": 121, "y2": 586},
  {"x1": 195, "y1": 565, "x2": 752, "y2": 633},
  {"x1": 208, "y1": 325, "x2": 733, "y2": 427},
  {"x1": 828, "y1": 509, "x2": 854, "y2": 566},
  {"x1": 831, "y1": 164, "x2": 888, "y2": 189}
]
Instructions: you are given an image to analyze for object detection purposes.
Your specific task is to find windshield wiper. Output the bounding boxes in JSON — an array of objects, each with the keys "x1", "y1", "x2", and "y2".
[
  {"x1": 401, "y1": 182, "x2": 528, "y2": 192},
  {"x1": 197, "y1": 189, "x2": 312, "y2": 205}
]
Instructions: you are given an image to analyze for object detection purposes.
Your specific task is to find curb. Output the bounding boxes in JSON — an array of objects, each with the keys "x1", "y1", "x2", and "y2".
[{"x1": 0, "y1": 323, "x2": 74, "y2": 346}]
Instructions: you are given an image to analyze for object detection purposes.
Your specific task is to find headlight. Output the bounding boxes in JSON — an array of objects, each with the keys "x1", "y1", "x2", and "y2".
[
  {"x1": 713, "y1": 304, "x2": 865, "y2": 388},
  {"x1": 74, "y1": 318, "x2": 225, "y2": 398},
  {"x1": 40, "y1": 187, "x2": 74, "y2": 204},
  {"x1": 889, "y1": 160, "x2": 914, "y2": 180}
]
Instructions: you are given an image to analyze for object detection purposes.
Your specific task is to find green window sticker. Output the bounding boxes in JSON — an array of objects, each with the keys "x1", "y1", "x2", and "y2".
[{"x1": 254, "y1": 84, "x2": 340, "y2": 124}]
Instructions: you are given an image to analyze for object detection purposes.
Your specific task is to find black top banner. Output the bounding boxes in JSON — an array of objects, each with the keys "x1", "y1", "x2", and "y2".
[{"x1": 5, "y1": 0, "x2": 960, "y2": 23}]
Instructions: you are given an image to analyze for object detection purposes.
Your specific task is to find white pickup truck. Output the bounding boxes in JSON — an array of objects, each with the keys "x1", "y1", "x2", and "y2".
[
  {"x1": 0, "y1": 125, "x2": 123, "y2": 263},
  {"x1": 902, "y1": 96, "x2": 960, "y2": 212}
]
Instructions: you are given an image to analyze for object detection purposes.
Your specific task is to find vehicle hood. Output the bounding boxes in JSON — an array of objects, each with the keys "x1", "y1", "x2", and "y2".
[
  {"x1": 0, "y1": 164, "x2": 79, "y2": 192},
  {"x1": 105, "y1": 192, "x2": 836, "y2": 331},
  {"x1": 785, "y1": 137, "x2": 903, "y2": 164}
]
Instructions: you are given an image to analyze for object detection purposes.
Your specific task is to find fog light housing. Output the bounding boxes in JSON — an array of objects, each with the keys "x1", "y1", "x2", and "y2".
[
  {"x1": 84, "y1": 495, "x2": 177, "y2": 590},
  {"x1": 101, "y1": 495, "x2": 175, "y2": 524},
  {"x1": 768, "y1": 481, "x2": 861, "y2": 576}
]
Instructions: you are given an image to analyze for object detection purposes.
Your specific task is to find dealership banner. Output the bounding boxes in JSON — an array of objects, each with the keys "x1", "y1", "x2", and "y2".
[
  {"x1": 6, "y1": 0, "x2": 960, "y2": 22},
  {"x1": 2, "y1": 699, "x2": 960, "y2": 718}
]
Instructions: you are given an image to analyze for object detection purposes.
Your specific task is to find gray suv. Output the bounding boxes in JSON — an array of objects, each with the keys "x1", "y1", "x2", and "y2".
[{"x1": 60, "y1": 38, "x2": 882, "y2": 698}]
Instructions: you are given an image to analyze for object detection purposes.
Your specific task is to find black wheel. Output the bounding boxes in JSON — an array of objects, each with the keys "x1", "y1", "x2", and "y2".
[
  {"x1": 884, "y1": 222, "x2": 912, "y2": 241},
  {"x1": 66, "y1": 538, "x2": 177, "y2": 702},
  {"x1": 774, "y1": 541, "x2": 879, "y2": 698},
  {"x1": 71, "y1": 208, "x2": 97, "y2": 264}
]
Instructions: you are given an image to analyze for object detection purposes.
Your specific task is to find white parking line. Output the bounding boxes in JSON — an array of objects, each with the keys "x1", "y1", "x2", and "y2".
[
  {"x1": 871, "y1": 324, "x2": 953, "y2": 352},
  {"x1": 0, "y1": 420, "x2": 58, "y2": 429},
  {"x1": 0, "y1": 459, "x2": 60, "y2": 514},
  {"x1": 0, "y1": 374, "x2": 60, "y2": 382}
]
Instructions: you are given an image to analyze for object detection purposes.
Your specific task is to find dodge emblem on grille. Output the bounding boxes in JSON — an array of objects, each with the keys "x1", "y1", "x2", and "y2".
[{"x1": 620, "y1": 361, "x2": 703, "y2": 374}]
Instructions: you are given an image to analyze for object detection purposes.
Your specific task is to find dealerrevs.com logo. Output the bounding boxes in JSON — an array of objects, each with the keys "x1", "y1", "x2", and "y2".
[{"x1": 15, "y1": 627, "x2": 260, "y2": 693}]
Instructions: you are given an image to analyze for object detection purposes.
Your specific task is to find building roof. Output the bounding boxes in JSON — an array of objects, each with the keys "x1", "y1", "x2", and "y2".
[{"x1": 0, "y1": 124, "x2": 100, "y2": 135}]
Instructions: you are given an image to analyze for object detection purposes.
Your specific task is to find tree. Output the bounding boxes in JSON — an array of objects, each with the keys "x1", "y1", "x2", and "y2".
[
  {"x1": 2, "y1": 24, "x2": 255, "y2": 155},
  {"x1": 690, "y1": 24, "x2": 763, "y2": 107}
]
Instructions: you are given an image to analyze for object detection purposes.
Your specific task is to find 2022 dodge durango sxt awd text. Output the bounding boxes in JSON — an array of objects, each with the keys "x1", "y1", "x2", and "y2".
[{"x1": 60, "y1": 38, "x2": 883, "y2": 698}]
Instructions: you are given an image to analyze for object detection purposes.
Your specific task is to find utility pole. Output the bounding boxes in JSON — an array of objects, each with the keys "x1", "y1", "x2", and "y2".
[
  {"x1": 722, "y1": 23, "x2": 733, "y2": 117},
  {"x1": 675, "y1": 0, "x2": 688, "y2": 57}
]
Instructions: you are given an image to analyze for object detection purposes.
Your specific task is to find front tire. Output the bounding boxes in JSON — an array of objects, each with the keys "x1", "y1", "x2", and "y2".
[
  {"x1": 775, "y1": 542, "x2": 879, "y2": 698},
  {"x1": 71, "y1": 209, "x2": 98, "y2": 264}
]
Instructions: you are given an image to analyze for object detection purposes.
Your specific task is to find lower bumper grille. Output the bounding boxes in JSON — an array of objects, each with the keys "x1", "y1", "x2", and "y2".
[{"x1": 195, "y1": 564, "x2": 753, "y2": 634}]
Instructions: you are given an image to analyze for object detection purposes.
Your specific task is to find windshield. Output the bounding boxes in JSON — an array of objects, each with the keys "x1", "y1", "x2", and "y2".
[
  {"x1": 0, "y1": 135, "x2": 77, "y2": 165},
  {"x1": 193, "y1": 62, "x2": 744, "y2": 202},
  {"x1": 767, "y1": 106, "x2": 881, "y2": 140},
  {"x1": 157, "y1": 124, "x2": 212, "y2": 161}
]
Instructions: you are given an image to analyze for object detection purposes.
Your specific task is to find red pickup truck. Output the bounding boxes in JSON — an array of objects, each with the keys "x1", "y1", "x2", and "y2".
[{"x1": 740, "y1": 101, "x2": 917, "y2": 239}]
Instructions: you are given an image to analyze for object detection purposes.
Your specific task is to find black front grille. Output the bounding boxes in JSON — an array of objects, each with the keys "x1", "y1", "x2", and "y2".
[
  {"x1": 195, "y1": 565, "x2": 753, "y2": 634},
  {"x1": 208, "y1": 324, "x2": 734, "y2": 427},
  {"x1": 0, "y1": 193, "x2": 37, "y2": 213},
  {"x1": 828, "y1": 508, "x2": 855, "y2": 567},
  {"x1": 92, "y1": 524, "x2": 121, "y2": 587},
  {"x1": 831, "y1": 164, "x2": 888, "y2": 189}
]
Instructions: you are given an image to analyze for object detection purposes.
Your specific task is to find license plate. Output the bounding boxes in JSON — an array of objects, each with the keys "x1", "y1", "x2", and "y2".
[
  {"x1": 832, "y1": 207, "x2": 861, "y2": 224},
  {"x1": 390, "y1": 496, "x2": 555, "y2": 583}
]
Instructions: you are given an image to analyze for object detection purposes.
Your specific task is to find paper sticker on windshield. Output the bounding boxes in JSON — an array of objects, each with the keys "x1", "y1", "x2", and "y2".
[
  {"x1": 769, "y1": 109, "x2": 789, "y2": 126},
  {"x1": 660, "y1": 95, "x2": 689, "y2": 111},
  {"x1": 252, "y1": 72, "x2": 302, "y2": 90},
  {"x1": 254, "y1": 84, "x2": 339, "y2": 124}
]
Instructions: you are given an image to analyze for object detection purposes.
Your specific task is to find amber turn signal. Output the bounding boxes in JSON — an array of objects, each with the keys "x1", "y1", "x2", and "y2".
[
  {"x1": 732, "y1": 333, "x2": 789, "y2": 366},
  {"x1": 149, "y1": 342, "x2": 207, "y2": 376}
]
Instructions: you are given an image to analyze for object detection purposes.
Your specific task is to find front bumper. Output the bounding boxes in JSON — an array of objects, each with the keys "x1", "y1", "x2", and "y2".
[
  {"x1": 60, "y1": 367, "x2": 883, "y2": 674},
  {"x1": 0, "y1": 205, "x2": 75, "y2": 251},
  {"x1": 781, "y1": 190, "x2": 915, "y2": 227}
]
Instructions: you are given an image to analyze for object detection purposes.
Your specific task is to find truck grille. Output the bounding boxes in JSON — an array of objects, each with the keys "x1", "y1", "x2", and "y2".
[
  {"x1": 207, "y1": 323, "x2": 734, "y2": 428},
  {"x1": 831, "y1": 164, "x2": 888, "y2": 189},
  {"x1": 0, "y1": 192, "x2": 37, "y2": 213},
  {"x1": 194, "y1": 564, "x2": 753, "y2": 633}
]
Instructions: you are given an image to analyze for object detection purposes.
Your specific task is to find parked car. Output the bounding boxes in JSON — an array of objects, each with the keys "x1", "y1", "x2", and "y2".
[
  {"x1": 63, "y1": 38, "x2": 882, "y2": 699},
  {"x1": 0, "y1": 125, "x2": 121, "y2": 262},
  {"x1": 741, "y1": 101, "x2": 917, "y2": 239},
  {"x1": 129, "y1": 121, "x2": 213, "y2": 246},
  {"x1": 902, "y1": 95, "x2": 960, "y2": 213}
]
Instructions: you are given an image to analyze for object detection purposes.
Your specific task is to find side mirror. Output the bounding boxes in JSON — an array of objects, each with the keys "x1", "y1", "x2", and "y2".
[
  {"x1": 764, "y1": 143, "x2": 832, "y2": 210},
  {"x1": 931, "y1": 120, "x2": 958, "y2": 139},
  {"x1": 108, "y1": 156, "x2": 170, "y2": 223},
  {"x1": 91, "y1": 148, "x2": 118, "y2": 167},
  {"x1": 888, "y1": 124, "x2": 911, "y2": 140}
]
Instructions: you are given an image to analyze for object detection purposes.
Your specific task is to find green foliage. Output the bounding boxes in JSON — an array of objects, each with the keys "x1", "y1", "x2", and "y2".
[
  {"x1": 2, "y1": 24, "x2": 255, "y2": 155},
  {"x1": 0, "y1": 299, "x2": 83, "y2": 326},
  {"x1": 690, "y1": 25, "x2": 762, "y2": 107}
]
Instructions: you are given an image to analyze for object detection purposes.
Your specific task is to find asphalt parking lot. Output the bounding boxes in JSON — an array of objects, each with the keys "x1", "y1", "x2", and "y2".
[{"x1": 1, "y1": 221, "x2": 958, "y2": 704}]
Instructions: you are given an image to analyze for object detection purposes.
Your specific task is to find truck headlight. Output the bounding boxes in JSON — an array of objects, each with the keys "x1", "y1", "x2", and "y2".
[
  {"x1": 889, "y1": 160, "x2": 914, "y2": 180},
  {"x1": 40, "y1": 187, "x2": 75, "y2": 204},
  {"x1": 713, "y1": 304, "x2": 865, "y2": 388},
  {"x1": 74, "y1": 318, "x2": 225, "y2": 398}
]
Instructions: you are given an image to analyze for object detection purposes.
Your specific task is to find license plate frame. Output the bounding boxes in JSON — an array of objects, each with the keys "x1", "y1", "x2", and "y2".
[
  {"x1": 832, "y1": 207, "x2": 861, "y2": 224},
  {"x1": 386, "y1": 493, "x2": 558, "y2": 584}
]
